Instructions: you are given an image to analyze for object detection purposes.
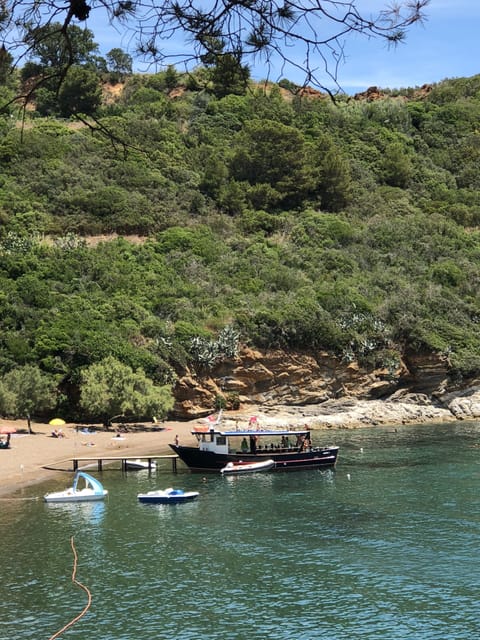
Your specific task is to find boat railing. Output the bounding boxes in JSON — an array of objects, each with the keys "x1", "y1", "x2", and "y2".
[{"x1": 230, "y1": 445, "x2": 315, "y2": 454}]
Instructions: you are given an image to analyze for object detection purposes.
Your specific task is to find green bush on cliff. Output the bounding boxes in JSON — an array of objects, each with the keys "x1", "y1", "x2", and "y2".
[{"x1": 2, "y1": 72, "x2": 480, "y2": 415}]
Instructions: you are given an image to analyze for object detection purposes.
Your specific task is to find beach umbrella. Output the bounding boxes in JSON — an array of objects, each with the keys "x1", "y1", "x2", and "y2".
[
  {"x1": 0, "y1": 425, "x2": 16, "y2": 446},
  {"x1": 0, "y1": 425, "x2": 16, "y2": 434},
  {"x1": 49, "y1": 418, "x2": 66, "y2": 426}
]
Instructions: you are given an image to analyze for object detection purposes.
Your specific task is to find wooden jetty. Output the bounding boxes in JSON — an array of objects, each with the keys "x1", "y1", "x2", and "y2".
[{"x1": 71, "y1": 454, "x2": 179, "y2": 473}]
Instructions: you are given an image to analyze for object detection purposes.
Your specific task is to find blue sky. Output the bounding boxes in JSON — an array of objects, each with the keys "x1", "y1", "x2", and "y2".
[
  {"x1": 90, "y1": 1, "x2": 479, "y2": 94},
  {"x1": 333, "y1": 1, "x2": 480, "y2": 93}
]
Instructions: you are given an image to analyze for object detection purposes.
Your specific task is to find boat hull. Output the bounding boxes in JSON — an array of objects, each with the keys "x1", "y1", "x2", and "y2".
[
  {"x1": 44, "y1": 490, "x2": 108, "y2": 503},
  {"x1": 170, "y1": 445, "x2": 338, "y2": 473}
]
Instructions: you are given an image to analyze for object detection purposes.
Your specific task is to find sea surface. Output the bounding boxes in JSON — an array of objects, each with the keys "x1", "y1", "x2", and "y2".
[{"x1": 2, "y1": 421, "x2": 480, "y2": 639}]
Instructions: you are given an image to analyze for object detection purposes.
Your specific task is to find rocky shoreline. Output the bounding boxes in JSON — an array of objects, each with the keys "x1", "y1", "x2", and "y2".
[
  {"x1": 173, "y1": 346, "x2": 480, "y2": 430},
  {"x1": 223, "y1": 388, "x2": 480, "y2": 431}
]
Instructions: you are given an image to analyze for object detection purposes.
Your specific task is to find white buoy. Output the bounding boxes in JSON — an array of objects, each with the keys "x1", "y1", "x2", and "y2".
[
  {"x1": 360, "y1": 447, "x2": 364, "y2": 453},
  {"x1": 347, "y1": 473, "x2": 351, "y2": 481}
]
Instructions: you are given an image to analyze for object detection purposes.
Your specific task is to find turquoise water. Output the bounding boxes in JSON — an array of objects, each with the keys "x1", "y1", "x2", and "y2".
[{"x1": 2, "y1": 422, "x2": 480, "y2": 639}]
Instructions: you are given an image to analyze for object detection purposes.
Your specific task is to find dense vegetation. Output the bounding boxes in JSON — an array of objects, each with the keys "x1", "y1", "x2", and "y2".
[{"x1": 2, "y1": 49, "x2": 480, "y2": 421}]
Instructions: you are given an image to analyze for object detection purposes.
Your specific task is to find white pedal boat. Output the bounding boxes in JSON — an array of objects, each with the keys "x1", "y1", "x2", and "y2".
[{"x1": 44, "y1": 471, "x2": 108, "y2": 503}]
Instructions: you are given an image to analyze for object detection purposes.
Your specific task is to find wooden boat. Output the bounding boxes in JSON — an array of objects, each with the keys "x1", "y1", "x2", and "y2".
[
  {"x1": 170, "y1": 422, "x2": 339, "y2": 473},
  {"x1": 220, "y1": 459, "x2": 275, "y2": 475},
  {"x1": 44, "y1": 471, "x2": 108, "y2": 503},
  {"x1": 125, "y1": 458, "x2": 156, "y2": 470},
  {"x1": 137, "y1": 487, "x2": 199, "y2": 504}
]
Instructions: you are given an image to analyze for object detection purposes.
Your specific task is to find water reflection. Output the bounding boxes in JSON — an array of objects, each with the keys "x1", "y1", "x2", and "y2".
[
  {"x1": 44, "y1": 499, "x2": 106, "y2": 526},
  {"x1": 222, "y1": 471, "x2": 275, "y2": 487}
]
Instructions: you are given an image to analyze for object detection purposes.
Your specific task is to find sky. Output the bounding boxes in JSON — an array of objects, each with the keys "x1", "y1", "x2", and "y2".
[
  {"x1": 334, "y1": 1, "x2": 480, "y2": 93},
  {"x1": 89, "y1": 1, "x2": 479, "y2": 94}
]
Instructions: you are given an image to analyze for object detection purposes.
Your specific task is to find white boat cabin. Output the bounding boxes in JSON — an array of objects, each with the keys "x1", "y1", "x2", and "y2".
[{"x1": 191, "y1": 427, "x2": 312, "y2": 455}]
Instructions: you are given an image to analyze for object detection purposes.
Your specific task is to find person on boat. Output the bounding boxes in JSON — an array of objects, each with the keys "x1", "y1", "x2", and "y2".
[
  {"x1": 175, "y1": 434, "x2": 179, "y2": 446},
  {"x1": 304, "y1": 426, "x2": 312, "y2": 451},
  {"x1": 241, "y1": 437, "x2": 249, "y2": 453},
  {"x1": 249, "y1": 434, "x2": 257, "y2": 454}
]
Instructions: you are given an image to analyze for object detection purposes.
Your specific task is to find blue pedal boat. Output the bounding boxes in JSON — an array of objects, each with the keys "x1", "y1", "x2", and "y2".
[{"x1": 137, "y1": 487, "x2": 199, "y2": 504}]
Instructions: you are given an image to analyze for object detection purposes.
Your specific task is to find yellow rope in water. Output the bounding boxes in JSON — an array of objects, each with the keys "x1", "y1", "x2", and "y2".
[{"x1": 48, "y1": 536, "x2": 92, "y2": 640}]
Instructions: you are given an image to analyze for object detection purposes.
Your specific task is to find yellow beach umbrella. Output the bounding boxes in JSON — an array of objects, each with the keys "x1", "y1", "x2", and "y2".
[{"x1": 49, "y1": 418, "x2": 66, "y2": 426}]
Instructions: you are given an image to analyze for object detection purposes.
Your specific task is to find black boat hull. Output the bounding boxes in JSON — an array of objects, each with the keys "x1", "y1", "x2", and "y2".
[{"x1": 170, "y1": 445, "x2": 338, "y2": 473}]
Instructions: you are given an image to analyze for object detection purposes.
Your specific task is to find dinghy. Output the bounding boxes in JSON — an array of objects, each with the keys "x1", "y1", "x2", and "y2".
[
  {"x1": 220, "y1": 459, "x2": 275, "y2": 475},
  {"x1": 125, "y1": 458, "x2": 156, "y2": 470}
]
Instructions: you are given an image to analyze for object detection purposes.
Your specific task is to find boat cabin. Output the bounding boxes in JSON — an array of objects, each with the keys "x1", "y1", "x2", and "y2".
[{"x1": 192, "y1": 426, "x2": 313, "y2": 456}]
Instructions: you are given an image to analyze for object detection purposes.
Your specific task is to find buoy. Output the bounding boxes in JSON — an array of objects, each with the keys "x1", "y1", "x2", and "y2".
[{"x1": 347, "y1": 473, "x2": 351, "y2": 481}]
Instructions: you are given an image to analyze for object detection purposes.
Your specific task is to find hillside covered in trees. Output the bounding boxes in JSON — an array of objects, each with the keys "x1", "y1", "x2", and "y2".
[{"x1": 1, "y1": 41, "x2": 480, "y2": 422}]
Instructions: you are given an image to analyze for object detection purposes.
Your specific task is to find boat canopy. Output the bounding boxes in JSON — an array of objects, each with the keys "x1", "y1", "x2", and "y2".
[
  {"x1": 192, "y1": 427, "x2": 311, "y2": 437},
  {"x1": 72, "y1": 471, "x2": 105, "y2": 495}
]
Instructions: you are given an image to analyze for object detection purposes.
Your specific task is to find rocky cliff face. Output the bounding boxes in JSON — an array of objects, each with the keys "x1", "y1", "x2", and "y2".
[{"x1": 173, "y1": 346, "x2": 455, "y2": 421}]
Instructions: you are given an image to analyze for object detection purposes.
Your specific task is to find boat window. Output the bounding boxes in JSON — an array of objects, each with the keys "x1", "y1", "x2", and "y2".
[{"x1": 216, "y1": 436, "x2": 227, "y2": 446}]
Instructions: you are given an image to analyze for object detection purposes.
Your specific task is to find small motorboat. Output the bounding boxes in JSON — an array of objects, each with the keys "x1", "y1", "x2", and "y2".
[
  {"x1": 44, "y1": 471, "x2": 108, "y2": 503},
  {"x1": 125, "y1": 458, "x2": 157, "y2": 470},
  {"x1": 220, "y1": 459, "x2": 275, "y2": 475},
  {"x1": 137, "y1": 487, "x2": 199, "y2": 504}
]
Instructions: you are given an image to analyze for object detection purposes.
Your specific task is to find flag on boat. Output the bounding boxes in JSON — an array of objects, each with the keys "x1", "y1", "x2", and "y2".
[{"x1": 202, "y1": 409, "x2": 223, "y2": 425}]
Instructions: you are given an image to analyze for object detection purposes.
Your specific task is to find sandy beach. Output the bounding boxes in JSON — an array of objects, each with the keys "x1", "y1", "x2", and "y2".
[{"x1": 0, "y1": 418, "x2": 199, "y2": 498}]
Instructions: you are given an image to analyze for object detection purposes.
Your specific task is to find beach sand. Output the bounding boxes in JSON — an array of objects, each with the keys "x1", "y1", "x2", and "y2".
[{"x1": 0, "y1": 418, "x2": 199, "y2": 498}]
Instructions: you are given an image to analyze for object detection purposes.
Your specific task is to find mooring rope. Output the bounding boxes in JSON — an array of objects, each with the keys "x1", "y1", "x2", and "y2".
[
  {"x1": 48, "y1": 536, "x2": 92, "y2": 640},
  {"x1": 0, "y1": 497, "x2": 39, "y2": 501}
]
